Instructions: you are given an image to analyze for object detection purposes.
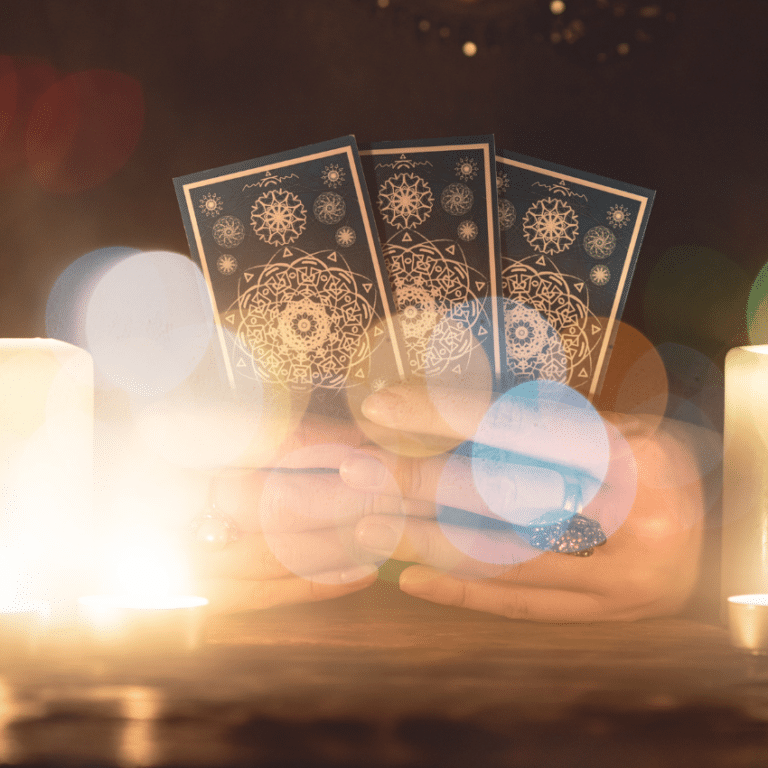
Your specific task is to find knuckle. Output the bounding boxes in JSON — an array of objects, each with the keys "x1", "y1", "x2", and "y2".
[{"x1": 499, "y1": 586, "x2": 530, "y2": 620}]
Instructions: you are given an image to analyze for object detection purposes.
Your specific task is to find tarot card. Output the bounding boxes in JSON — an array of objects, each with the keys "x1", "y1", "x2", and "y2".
[
  {"x1": 360, "y1": 136, "x2": 505, "y2": 391},
  {"x1": 496, "y1": 149, "x2": 655, "y2": 400},
  {"x1": 174, "y1": 136, "x2": 406, "y2": 414}
]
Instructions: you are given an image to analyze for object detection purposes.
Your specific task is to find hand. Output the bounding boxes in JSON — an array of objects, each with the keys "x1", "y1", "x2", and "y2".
[
  {"x1": 190, "y1": 413, "x2": 386, "y2": 614},
  {"x1": 339, "y1": 383, "x2": 716, "y2": 622}
]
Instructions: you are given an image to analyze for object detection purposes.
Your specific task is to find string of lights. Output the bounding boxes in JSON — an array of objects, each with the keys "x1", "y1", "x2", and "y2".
[{"x1": 356, "y1": 0, "x2": 683, "y2": 64}]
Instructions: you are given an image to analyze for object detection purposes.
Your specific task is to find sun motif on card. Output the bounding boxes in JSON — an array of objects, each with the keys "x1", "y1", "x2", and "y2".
[
  {"x1": 199, "y1": 192, "x2": 223, "y2": 217},
  {"x1": 496, "y1": 172, "x2": 510, "y2": 194},
  {"x1": 607, "y1": 203, "x2": 631, "y2": 229},
  {"x1": 216, "y1": 254, "x2": 238, "y2": 275},
  {"x1": 590, "y1": 264, "x2": 611, "y2": 286},
  {"x1": 523, "y1": 198, "x2": 578, "y2": 255},
  {"x1": 335, "y1": 226, "x2": 356, "y2": 247},
  {"x1": 455, "y1": 157, "x2": 478, "y2": 182},
  {"x1": 378, "y1": 173, "x2": 434, "y2": 230},
  {"x1": 250, "y1": 189, "x2": 307, "y2": 246},
  {"x1": 457, "y1": 220, "x2": 478, "y2": 241},
  {"x1": 321, "y1": 163, "x2": 346, "y2": 189}
]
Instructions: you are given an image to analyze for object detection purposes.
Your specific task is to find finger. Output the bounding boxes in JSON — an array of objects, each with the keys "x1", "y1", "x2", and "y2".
[
  {"x1": 398, "y1": 566, "x2": 613, "y2": 622},
  {"x1": 200, "y1": 565, "x2": 378, "y2": 615},
  {"x1": 362, "y1": 383, "x2": 610, "y2": 481},
  {"x1": 196, "y1": 525, "x2": 382, "y2": 581},
  {"x1": 340, "y1": 448, "x2": 566, "y2": 523},
  {"x1": 211, "y1": 469, "x2": 405, "y2": 533},
  {"x1": 362, "y1": 383, "x2": 487, "y2": 442},
  {"x1": 355, "y1": 514, "x2": 614, "y2": 586}
]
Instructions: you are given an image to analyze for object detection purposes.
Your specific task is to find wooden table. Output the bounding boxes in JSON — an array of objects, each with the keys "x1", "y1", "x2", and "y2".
[{"x1": 2, "y1": 581, "x2": 767, "y2": 767}]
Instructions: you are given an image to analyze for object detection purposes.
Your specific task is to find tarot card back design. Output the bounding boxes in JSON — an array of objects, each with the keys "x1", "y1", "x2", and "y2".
[
  {"x1": 360, "y1": 137, "x2": 504, "y2": 389},
  {"x1": 496, "y1": 150, "x2": 654, "y2": 399},
  {"x1": 174, "y1": 137, "x2": 405, "y2": 408}
]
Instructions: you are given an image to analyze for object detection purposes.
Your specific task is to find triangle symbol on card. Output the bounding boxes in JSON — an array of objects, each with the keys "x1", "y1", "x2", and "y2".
[
  {"x1": 401, "y1": 232, "x2": 413, "y2": 242},
  {"x1": 536, "y1": 256, "x2": 546, "y2": 266},
  {"x1": 363, "y1": 282, "x2": 373, "y2": 292},
  {"x1": 475, "y1": 281, "x2": 486, "y2": 291},
  {"x1": 282, "y1": 248, "x2": 292, "y2": 258},
  {"x1": 452, "y1": 364, "x2": 462, "y2": 374},
  {"x1": 578, "y1": 368, "x2": 588, "y2": 378},
  {"x1": 374, "y1": 326, "x2": 383, "y2": 336},
  {"x1": 592, "y1": 324, "x2": 601, "y2": 335},
  {"x1": 477, "y1": 326, "x2": 488, "y2": 336},
  {"x1": 575, "y1": 281, "x2": 584, "y2": 292},
  {"x1": 236, "y1": 358, "x2": 246, "y2": 368},
  {"x1": 225, "y1": 314, "x2": 235, "y2": 325},
  {"x1": 355, "y1": 368, "x2": 365, "y2": 378},
  {"x1": 328, "y1": 252, "x2": 338, "y2": 262},
  {"x1": 244, "y1": 272, "x2": 254, "y2": 282},
  {"x1": 446, "y1": 245, "x2": 456, "y2": 256}
]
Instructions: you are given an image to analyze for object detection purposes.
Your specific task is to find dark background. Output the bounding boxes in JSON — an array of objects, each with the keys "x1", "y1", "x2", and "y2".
[{"x1": 1, "y1": 0, "x2": 767, "y2": 407}]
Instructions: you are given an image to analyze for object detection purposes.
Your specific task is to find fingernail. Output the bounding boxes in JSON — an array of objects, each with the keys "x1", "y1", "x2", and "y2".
[
  {"x1": 339, "y1": 453, "x2": 387, "y2": 489},
  {"x1": 361, "y1": 389, "x2": 401, "y2": 424},
  {"x1": 356, "y1": 519, "x2": 401, "y2": 554}
]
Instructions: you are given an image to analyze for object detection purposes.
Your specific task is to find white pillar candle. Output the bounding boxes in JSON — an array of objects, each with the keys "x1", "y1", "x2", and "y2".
[
  {"x1": 0, "y1": 339, "x2": 94, "y2": 619},
  {"x1": 722, "y1": 345, "x2": 768, "y2": 613}
]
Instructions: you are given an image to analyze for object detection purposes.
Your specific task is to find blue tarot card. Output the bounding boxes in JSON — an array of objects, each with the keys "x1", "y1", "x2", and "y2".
[
  {"x1": 496, "y1": 149, "x2": 655, "y2": 400},
  {"x1": 360, "y1": 136, "x2": 505, "y2": 390},
  {"x1": 174, "y1": 136, "x2": 406, "y2": 409}
]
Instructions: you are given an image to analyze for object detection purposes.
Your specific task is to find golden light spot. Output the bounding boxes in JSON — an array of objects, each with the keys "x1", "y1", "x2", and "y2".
[
  {"x1": 550, "y1": 0, "x2": 566, "y2": 14},
  {"x1": 462, "y1": 41, "x2": 478, "y2": 57}
]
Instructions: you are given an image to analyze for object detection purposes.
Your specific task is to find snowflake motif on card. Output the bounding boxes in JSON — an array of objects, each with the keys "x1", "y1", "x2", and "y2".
[
  {"x1": 383, "y1": 229, "x2": 485, "y2": 377},
  {"x1": 216, "y1": 254, "x2": 238, "y2": 275},
  {"x1": 457, "y1": 220, "x2": 478, "y2": 241},
  {"x1": 496, "y1": 172, "x2": 509, "y2": 194},
  {"x1": 607, "y1": 203, "x2": 631, "y2": 229},
  {"x1": 231, "y1": 247, "x2": 377, "y2": 390},
  {"x1": 498, "y1": 199, "x2": 516, "y2": 231},
  {"x1": 314, "y1": 192, "x2": 346, "y2": 225},
  {"x1": 502, "y1": 254, "x2": 601, "y2": 390},
  {"x1": 590, "y1": 264, "x2": 611, "y2": 286},
  {"x1": 199, "y1": 192, "x2": 223, "y2": 218},
  {"x1": 335, "y1": 226, "x2": 356, "y2": 247},
  {"x1": 440, "y1": 183, "x2": 474, "y2": 216},
  {"x1": 522, "y1": 198, "x2": 578, "y2": 255},
  {"x1": 455, "y1": 157, "x2": 478, "y2": 182},
  {"x1": 583, "y1": 226, "x2": 617, "y2": 259},
  {"x1": 378, "y1": 173, "x2": 434, "y2": 230},
  {"x1": 321, "y1": 163, "x2": 346, "y2": 189},
  {"x1": 212, "y1": 216, "x2": 245, "y2": 248},
  {"x1": 250, "y1": 189, "x2": 307, "y2": 246}
]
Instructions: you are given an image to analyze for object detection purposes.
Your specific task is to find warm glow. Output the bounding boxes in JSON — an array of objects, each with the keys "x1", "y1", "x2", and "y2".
[
  {"x1": 729, "y1": 595, "x2": 768, "y2": 607},
  {"x1": 550, "y1": 0, "x2": 566, "y2": 14},
  {"x1": 107, "y1": 531, "x2": 192, "y2": 600},
  {"x1": 462, "y1": 41, "x2": 478, "y2": 57}
]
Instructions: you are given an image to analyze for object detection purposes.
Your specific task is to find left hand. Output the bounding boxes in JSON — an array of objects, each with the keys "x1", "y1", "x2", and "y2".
[{"x1": 339, "y1": 384, "x2": 714, "y2": 622}]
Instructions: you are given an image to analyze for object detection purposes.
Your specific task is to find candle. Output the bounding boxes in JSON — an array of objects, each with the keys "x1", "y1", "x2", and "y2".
[
  {"x1": 78, "y1": 594, "x2": 208, "y2": 653},
  {"x1": 0, "y1": 339, "x2": 94, "y2": 621},
  {"x1": 727, "y1": 595, "x2": 768, "y2": 654}
]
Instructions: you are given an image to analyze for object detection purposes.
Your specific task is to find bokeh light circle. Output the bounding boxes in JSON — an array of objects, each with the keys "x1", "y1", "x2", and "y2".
[
  {"x1": 25, "y1": 69, "x2": 144, "y2": 193},
  {"x1": 46, "y1": 245, "x2": 141, "y2": 348},
  {"x1": 471, "y1": 380, "x2": 610, "y2": 521},
  {"x1": 643, "y1": 245, "x2": 749, "y2": 358},
  {"x1": 260, "y1": 447, "x2": 403, "y2": 584},
  {"x1": 85, "y1": 251, "x2": 214, "y2": 397}
]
